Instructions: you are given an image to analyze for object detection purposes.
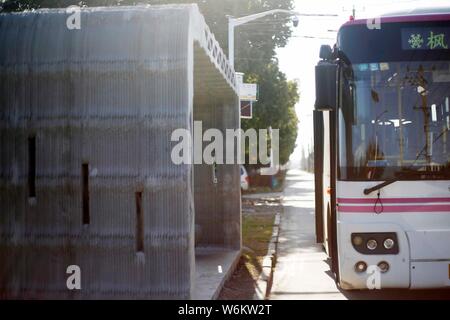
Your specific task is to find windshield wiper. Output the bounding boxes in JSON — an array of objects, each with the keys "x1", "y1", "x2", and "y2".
[
  {"x1": 363, "y1": 128, "x2": 449, "y2": 195},
  {"x1": 363, "y1": 178, "x2": 397, "y2": 195},
  {"x1": 363, "y1": 168, "x2": 447, "y2": 195}
]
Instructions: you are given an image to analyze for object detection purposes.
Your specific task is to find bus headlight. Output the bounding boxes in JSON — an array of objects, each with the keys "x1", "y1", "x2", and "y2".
[
  {"x1": 377, "y1": 261, "x2": 390, "y2": 273},
  {"x1": 366, "y1": 239, "x2": 378, "y2": 250},
  {"x1": 351, "y1": 232, "x2": 399, "y2": 254},
  {"x1": 383, "y1": 238, "x2": 395, "y2": 250},
  {"x1": 352, "y1": 235, "x2": 363, "y2": 246}
]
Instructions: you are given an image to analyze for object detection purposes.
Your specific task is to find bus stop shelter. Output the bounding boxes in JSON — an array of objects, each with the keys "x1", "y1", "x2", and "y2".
[{"x1": 0, "y1": 4, "x2": 241, "y2": 299}]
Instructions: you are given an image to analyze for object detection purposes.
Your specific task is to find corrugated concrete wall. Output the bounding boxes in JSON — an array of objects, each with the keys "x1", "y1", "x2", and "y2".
[
  {"x1": 0, "y1": 5, "x2": 239, "y2": 299},
  {"x1": 193, "y1": 45, "x2": 241, "y2": 249}
]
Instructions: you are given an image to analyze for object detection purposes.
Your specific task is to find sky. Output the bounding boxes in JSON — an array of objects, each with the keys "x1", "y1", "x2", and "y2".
[{"x1": 276, "y1": 0, "x2": 450, "y2": 167}]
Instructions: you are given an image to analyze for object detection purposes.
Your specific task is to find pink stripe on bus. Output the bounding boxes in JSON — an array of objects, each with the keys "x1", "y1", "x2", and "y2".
[
  {"x1": 338, "y1": 197, "x2": 450, "y2": 204},
  {"x1": 338, "y1": 205, "x2": 450, "y2": 213}
]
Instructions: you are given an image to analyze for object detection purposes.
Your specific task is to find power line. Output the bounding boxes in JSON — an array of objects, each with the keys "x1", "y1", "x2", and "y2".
[
  {"x1": 238, "y1": 32, "x2": 335, "y2": 39},
  {"x1": 360, "y1": 0, "x2": 430, "y2": 5},
  {"x1": 238, "y1": 33, "x2": 334, "y2": 40},
  {"x1": 291, "y1": 35, "x2": 335, "y2": 40},
  {"x1": 342, "y1": 0, "x2": 431, "y2": 18},
  {"x1": 240, "y1": 17, "x2": 341, "y2": 26}
]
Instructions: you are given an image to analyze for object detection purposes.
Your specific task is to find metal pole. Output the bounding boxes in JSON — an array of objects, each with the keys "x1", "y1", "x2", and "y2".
[
  {"x1": 228, "y1": 17, "x2": 235, "y2": 68},
  {"x1": 227, "y1": 10, "x2": 337, "y2": 69}
]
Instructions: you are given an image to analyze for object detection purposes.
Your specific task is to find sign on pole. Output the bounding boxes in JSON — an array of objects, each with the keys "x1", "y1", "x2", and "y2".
[
  {"x1": 236, "y1": 72, "x2": 258, "y2": 119},
  {"x1": 240, "y1": 100, "x2": 252, "y2": 119},
  {"x1": 240, "y1": 83, "x2": 258, "y2": 101}
]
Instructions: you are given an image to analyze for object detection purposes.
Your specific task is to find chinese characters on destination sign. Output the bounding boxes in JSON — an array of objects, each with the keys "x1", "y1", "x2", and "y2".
[{"x1": 402, "y1": 28, "x2": 450, "y2": 50}]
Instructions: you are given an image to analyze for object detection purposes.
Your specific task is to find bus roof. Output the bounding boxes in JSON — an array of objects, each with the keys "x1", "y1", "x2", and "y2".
[
  {"x1": 381, "y1": 5, "x2": 450, "y2": 17},
  {"x1": 341, "y1": 5, "x2": 450, "y2": 28}
]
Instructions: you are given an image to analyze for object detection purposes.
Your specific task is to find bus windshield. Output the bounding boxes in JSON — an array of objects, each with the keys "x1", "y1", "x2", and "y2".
[{"x1": 339, "y1": 60, "x2": 450, "y2": 181}]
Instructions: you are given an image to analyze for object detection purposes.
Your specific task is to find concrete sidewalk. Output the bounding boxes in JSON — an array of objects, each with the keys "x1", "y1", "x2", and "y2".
[
  {"x1": 269, "y1": 169, "x2": 346, "y2": 300},
  {"x1": 194, "y1": 248, "x2": 241, "y2": 300},
  {"x1": 269, "y1": 169, "x2": 450, "y2": 300}
]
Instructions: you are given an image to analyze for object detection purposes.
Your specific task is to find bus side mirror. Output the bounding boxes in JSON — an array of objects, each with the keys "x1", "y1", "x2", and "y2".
[
  {"x1": 315, "y1": 61, "x2": 337, "y2": 112},
  {"x1": 319, "y1": 44, "x2": 333, "y2": 60}
]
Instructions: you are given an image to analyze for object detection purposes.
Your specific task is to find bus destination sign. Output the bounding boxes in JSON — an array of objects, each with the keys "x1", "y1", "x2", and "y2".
[{"x1": 402, "y1": 27, "x2": 450, "y2": 50}]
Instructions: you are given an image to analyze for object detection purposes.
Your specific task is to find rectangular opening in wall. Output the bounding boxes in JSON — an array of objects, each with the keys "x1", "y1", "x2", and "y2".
[
  {"x1": 28, "y1": 136, "x2": 36, "y2": 198},
  {"x1": 82, "y1": 163, "x2": 90, "y2": 225},
  {"x1": 135, "y1": 191, "x2": 144, "y2": 253}
]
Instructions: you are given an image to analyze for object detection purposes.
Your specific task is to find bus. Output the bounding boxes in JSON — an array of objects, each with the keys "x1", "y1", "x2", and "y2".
[{"x1": 314, "y1": 6, "x2": 450, "y2": 290}]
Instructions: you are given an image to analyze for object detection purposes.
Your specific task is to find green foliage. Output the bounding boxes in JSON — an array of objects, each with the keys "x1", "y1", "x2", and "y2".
[
  {"x1": 1, "y1": 0, "x2": 299, "y2": 165},
  {"x1": 1, "y1": 0, "x2": 293, "y2": 68},
  {"x1": 242, "y1": 62, "x2": 298, "y2": 165}
]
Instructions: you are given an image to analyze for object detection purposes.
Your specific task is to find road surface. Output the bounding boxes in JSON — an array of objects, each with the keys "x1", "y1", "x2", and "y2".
[{"x1": 270, "y1": 169, "x2": 450, "y2": 300}]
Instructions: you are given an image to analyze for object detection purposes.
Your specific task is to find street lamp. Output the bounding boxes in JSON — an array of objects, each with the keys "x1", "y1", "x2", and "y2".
[{"x1": 228, "y1": 9, "x2": 337, "y2": 68}]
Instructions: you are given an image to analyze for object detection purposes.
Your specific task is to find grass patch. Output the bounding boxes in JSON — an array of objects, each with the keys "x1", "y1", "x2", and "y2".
[
  {"x1": 241, "y1": 214, "x2": 275, "y2": 279},
  {"x1": 242, "y1": 215, "x2": 275, "y2": 255},
  {"x1": 218, "y1": 198, "x2": 280, "y2": 300}
]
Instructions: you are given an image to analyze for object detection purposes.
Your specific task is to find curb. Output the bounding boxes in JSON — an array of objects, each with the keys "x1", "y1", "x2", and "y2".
[
  {"x1": 253, "y1": 212, "x2": 281, "y2": 300},
  {"x1": 211, "y1": 249, "x2": 242, "y2": 300}
]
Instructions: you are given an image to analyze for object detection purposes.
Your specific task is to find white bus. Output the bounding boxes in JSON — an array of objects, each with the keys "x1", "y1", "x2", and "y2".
[{"x1": 314, "y1": 6, "x2": 450, "y2": 289}]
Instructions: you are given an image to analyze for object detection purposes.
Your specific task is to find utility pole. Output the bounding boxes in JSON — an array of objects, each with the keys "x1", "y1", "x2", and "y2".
[
  {"x1": 228, "y1": 10, "x2": 337, "y2": 68},
  {"x1": 343, "y1": 4, "x2": 365, "y2": 19},
  {"x1": 228, "y1": 9, "x2": 298, "y2": 69}
]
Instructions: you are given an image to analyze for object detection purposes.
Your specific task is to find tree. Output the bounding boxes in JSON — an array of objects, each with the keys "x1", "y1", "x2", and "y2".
[
  {"x1": 242, "y1": 62, "x2": 298, "y2": 165},
  {"x1": 1, "y1": 0, "x2": 294, "y2": 74}
]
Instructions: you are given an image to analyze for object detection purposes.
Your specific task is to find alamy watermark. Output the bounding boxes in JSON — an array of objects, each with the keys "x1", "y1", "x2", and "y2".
[
  {"x1": 366, "y1": 16, "x2": 381, "y2": 30},
  {"x1": 66, "y1": 5, "x2": 81, "y2": 30},
  {"x1": 170, "y1": 121, "x2": 279, "y2": 175},
  {"x1": 366, "y1": 265, "x2": 381, "y2": 290},
  {"x1": 66, "y1": 265, "x2": 81, "y2": 290}
]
